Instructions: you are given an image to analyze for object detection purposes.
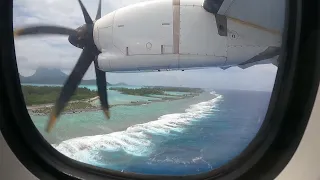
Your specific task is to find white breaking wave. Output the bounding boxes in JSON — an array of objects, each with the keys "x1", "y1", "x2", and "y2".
[{"x1": 52, "y1": 92, "x2": 223, "y2": 164}]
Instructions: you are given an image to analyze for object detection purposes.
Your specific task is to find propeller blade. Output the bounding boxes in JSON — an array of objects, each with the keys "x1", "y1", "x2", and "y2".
[
  {"x1": 95, "y1": 0, "x2": 102, "y2": 20},
  {"x1": 78, "y1": 0, "x2": 93, "y2": 24},
  {"x1": 94, "y1": 59, "x2": 110, "y2": 119},
  {"x1": 46, "y1": 48, "x2": 95, "y2": 132},
  {"x1": 14, "y1": 25, "x2": 77, "y2": 37}
]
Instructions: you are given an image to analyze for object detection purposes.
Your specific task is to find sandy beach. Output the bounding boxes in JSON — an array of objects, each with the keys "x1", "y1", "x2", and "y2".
[{"x1": 28, "y1": 93, "x2": 199, "y2": 116}]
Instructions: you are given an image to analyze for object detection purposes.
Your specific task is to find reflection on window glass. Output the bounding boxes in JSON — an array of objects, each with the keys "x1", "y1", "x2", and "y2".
[{"x1": 13, "y1": 0, "x2": 284, "y2": 176}]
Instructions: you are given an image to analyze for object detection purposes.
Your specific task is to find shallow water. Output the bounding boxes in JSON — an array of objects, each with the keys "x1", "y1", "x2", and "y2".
[{"x1": 30, "y1": 88, "x2": 271, "y2": 175}]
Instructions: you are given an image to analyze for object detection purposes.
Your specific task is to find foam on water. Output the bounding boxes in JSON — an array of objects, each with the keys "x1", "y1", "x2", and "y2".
[{"x1": 53, "y1": 92, "x2": 223, "y2": 165}]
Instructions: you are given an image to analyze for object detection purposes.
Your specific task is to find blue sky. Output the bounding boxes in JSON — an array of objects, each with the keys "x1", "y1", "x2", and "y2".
[{"x1": 13, "y1": 0, "x2": 279, "y2": 91}]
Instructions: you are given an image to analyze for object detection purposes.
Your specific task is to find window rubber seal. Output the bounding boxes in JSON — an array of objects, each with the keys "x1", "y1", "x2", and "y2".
[{"x1": 1, "y1": 0, "x2": 319, "y2": 179}]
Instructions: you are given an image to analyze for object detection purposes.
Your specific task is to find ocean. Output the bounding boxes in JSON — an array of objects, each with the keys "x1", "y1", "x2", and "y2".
[{"x1": 28, "y1": 84, "x2": 271, "y2": 176}]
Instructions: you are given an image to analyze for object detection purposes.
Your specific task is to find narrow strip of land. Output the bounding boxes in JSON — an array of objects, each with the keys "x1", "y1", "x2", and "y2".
[{"x1": 23, "y1": 85, "x2": 203, "y2": 116}]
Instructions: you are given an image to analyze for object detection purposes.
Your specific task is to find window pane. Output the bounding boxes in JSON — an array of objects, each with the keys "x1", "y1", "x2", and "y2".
[{"x1": 13, "y1": 0, "x2": 284, "y2": 176}]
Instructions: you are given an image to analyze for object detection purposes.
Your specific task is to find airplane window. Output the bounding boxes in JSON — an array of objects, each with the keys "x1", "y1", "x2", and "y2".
[{"x1": 13, "y1": 0, "x2": 285, "y2": 176}]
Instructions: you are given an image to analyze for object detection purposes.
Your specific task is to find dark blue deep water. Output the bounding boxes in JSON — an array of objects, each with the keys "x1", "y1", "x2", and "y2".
[{"x1": 52, "y1": 90, "x2": 271, "y2": 175}]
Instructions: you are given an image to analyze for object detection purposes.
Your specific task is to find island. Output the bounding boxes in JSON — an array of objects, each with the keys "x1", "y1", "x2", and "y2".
[
  {"x1": 23, "y1": 85, "x2": 204, "y2": 116},
  {"x1": 109, "y1": 86, "x2": 204, "y2": 96},
  {"x1": 22, "y1": 86, "x2": 97, "y2": 105},
  {"x1": 109, "y1": 87, "x2": 165, "y2": 96},
  {"x1": 19, "y1": 67, "x2": 128, "y2": 86},
  {"x1": 144, "y1": 86, "x2": 204, "y2": 93}
]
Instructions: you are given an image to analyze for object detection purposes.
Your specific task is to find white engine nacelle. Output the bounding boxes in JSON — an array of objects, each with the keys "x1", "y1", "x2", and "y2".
[{"x1": 93, "y1": 0, "x2": 281, "y2": 72}]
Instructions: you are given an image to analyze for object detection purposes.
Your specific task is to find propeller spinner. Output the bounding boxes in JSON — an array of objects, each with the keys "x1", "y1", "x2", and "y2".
[{"x1": 14, "y1": 0, "x2": 110, "y2": 132}]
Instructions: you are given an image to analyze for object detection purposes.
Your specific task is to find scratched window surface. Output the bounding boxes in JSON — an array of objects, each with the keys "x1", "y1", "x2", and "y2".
[{"x1": 13, "y1": 0, "x2": 284, "y2": 175}]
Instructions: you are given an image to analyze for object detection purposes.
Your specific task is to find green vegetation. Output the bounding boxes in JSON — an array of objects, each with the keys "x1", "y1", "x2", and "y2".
[
  {"x1": 149, "y1": 86, "x2": 204, "y2": 93},
  {"x1": 23, "y1": 85, "x2": 204, "y2": 115},
  {"x1": 22, "y1": 86, "x2": 97, "y2": 106},
  {"x1": 31, "y1": 101, "x2": 95, "y2": 114},
  {"x1": 109, "y1": 87, "x2": 165, "y2": 96},
  {"x1": 109, "y1": 87, "x2": 204, "y2": 96}
]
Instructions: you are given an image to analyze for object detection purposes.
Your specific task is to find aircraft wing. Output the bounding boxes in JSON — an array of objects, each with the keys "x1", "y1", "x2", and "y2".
[
  {"x1": 238, "y1": 47, "x2": 280, "y2": 69},
  {"x1": 203, "y1": 0, "x2": 285, "y2": 34},
  {"x1": 203, "y1": 0, "x2": 284, "y2": 69}
]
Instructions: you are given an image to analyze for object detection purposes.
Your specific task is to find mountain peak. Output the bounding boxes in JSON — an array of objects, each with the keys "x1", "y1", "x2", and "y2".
[
  {"x1": 19, "y1": 67, "x2": 121, "y2": 86},
  {"x1": 20, "y1": 67, "x2": 67, "y2": 84},
  {"x1": 33, "y1": 67, "x2": 67, "y2": 78}
]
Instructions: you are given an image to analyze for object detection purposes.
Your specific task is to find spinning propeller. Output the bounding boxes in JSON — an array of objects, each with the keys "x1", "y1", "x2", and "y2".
[{"x1": 14, "y1": 0, "x2": 110, "y2": 132}]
